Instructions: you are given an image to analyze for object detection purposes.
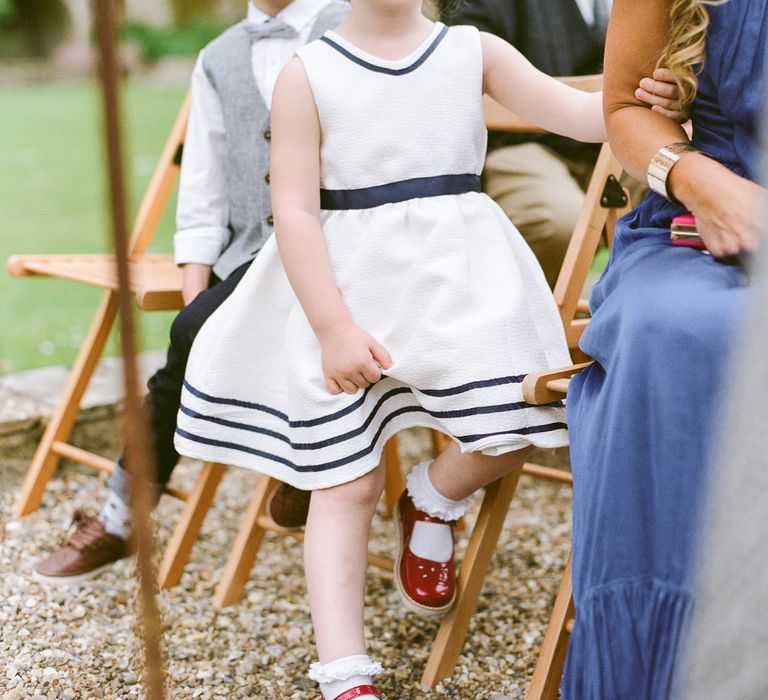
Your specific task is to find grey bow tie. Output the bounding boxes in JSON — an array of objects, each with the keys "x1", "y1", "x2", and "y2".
[{"x1": 245, "y1": 18, "x2": 299, "y2": 41}]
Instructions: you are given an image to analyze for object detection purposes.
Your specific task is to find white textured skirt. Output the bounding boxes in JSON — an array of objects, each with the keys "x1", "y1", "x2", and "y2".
[{"x1": 174, "y1": 192, "x2": 570, "y2": 490}]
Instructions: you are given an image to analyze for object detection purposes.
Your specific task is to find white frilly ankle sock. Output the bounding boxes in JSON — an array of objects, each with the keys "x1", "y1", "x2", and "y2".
[
  {"x1": 309, "y1": 654, "x2": 382, "y2": 700},
  {"x1": 406, "y1": 460, "x2": 472, "y2": 521},
  {"x1": 99, "y1": 490, "x2": 133, "y2": 539},
  {"x1": 404, "y1": 460, "x2": 472, "y2": 563}
]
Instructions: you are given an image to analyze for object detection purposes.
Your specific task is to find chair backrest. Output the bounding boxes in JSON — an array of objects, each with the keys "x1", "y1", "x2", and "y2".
[
  {"x1": 129, "y1": 94, "x2": 190, "y2": 256},
  {"x1": 482, "y1": 75, "x2": 629, "y2": 357}
]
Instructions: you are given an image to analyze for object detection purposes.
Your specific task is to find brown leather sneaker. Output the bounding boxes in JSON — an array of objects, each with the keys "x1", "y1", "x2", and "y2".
[
  {"x1": 266, "y1": 483, "x2": 311, "y2": 530},
  {"x1": 33, "y1": 510, "x2": 134, "y2": 585}
]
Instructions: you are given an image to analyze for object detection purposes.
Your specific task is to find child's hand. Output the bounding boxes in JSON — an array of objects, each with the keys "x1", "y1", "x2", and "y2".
[
  {"x1": 635, "y1": 68, "x2": 688, "y2": 123},
  {"x1": 181, "y1": 263, "x2": 212, "y2": 306},
  {"x1": 319, "y1": 323, "x2": 393, "y2": 395}
]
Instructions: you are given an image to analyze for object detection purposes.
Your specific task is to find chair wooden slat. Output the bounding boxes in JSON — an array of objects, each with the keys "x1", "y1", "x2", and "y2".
[{"x1": 8, "y1": 254, "x2": 184, "y2": 311}]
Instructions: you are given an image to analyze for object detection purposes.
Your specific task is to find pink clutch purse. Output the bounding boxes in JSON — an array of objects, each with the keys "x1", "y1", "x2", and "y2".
[{"x1": 670, "y1": 213, "x2": 708, "y2": 251}]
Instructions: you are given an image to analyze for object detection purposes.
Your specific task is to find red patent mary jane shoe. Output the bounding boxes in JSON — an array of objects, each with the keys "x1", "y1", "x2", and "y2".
[{"x1": 394, "y1": 490, "x2": 456, "y2": 615}]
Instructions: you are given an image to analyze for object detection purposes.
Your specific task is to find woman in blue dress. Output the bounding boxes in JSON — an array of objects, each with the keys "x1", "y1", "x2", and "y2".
[{"x1": 562, "y1": 0, "x2": 767, "y2": 697}]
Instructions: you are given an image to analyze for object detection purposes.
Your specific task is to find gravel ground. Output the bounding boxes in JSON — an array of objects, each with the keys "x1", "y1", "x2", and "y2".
[{"x1": 0, "y1": 433, "x2": 571, "y2": 700}]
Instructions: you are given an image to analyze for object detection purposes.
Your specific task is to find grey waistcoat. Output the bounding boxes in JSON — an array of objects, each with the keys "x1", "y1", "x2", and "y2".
[{"x1": 201, "y1": 1, "x2": 350, "y2": 279}]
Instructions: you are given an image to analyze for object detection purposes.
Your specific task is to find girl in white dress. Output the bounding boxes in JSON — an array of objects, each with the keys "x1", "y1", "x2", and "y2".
[{"x1": 174, "y1": 1, "x2": 681, "y2": 695}]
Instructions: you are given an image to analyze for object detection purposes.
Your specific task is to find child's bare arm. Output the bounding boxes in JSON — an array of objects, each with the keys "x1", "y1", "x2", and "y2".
[
  {"x1": 271, "y1": 58, "x2": 392, "y2": 394},
  {"x1": 480, "y1": 34, "x2": 687, "y2": 143},
  {"x1": 271, "y1": 59, "x2": 349, "y2": 342},
  {"x1": 481, "y1": 32, "x2": 606, "y2": 142}
]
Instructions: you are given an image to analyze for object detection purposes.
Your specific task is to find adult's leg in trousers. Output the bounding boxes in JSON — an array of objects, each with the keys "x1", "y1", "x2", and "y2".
[
  {"x1": 108, "y1": 260, "x2": 252, "y2": 501},
  {"x1": 484, "y1": 143, "x2": 587, "y2": 288}
]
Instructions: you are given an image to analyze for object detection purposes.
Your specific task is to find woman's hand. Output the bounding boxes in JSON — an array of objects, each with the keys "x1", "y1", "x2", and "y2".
[
  {"x1": 634, "y1": 68, "x2": 688, "y2": 123},
  {"x1": 319, "y1": 323, "x2": 393, "y2": 395},
  {"x1": 671, "y1": 153, "x2": 767, "y2": 257}
]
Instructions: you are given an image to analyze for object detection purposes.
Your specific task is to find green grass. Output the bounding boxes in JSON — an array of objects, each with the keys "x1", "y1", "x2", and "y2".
[
  {"x1": 0, "y1": 80, "x2": 186, "y2": 374},
  {"x1": 0, "y1": 79, "x2": 611, "y2": 376}
]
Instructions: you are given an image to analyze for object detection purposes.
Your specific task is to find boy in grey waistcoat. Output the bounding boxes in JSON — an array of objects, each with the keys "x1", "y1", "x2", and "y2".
[{"x1": 34, "y1": 0, "x2": 349, "y2": 583}]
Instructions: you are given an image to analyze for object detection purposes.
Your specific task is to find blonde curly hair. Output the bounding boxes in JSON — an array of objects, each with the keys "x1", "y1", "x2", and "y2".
[{"x1": 660, "y1": 0, "x2": 729, "y2": 107}]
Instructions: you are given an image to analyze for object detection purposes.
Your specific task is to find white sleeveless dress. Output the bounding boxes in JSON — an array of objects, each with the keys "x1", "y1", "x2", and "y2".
[{"x1": 174, "y1": 23, "x2": 571, "y2": 490}]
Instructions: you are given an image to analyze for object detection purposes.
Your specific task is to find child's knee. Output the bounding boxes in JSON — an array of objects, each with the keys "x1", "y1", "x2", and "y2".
[{"x1": 316, "y1": 467, "x2": 384, "y2": 508}]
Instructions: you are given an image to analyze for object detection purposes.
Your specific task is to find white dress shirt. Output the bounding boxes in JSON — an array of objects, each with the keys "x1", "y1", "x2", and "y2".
[{"x1": 174, "y1": 0, "x2": 331, "y2": 268}]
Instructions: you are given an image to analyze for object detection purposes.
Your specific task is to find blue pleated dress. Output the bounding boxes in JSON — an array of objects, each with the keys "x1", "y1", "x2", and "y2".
[{"x1": 562, "y1": 2, "x2": 767, "y2": 698}]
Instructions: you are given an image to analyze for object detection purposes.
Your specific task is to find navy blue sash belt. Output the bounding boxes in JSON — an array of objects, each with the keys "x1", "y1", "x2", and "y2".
[{"x1": 320, "y1": 173, "x2": 481, "y2": 211}]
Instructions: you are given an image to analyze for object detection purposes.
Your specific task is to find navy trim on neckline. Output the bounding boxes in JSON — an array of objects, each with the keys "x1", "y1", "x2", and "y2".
[{"x1": 319, "y1": 24, "x2": 449, "y2": 75}]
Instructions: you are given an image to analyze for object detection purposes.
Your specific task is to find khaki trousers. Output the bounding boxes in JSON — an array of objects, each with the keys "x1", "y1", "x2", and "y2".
[
  {"x1": 484, "y1": 142, "x2": 593, "y2": 288},
  {"x1": 485, "y1": 142, "x2": 645, "y2": 288}
]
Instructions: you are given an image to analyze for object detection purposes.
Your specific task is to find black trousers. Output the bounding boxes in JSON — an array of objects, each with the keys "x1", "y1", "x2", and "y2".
[{"x1": 108, "y1": 261, "x2": 251, "y2": 500}]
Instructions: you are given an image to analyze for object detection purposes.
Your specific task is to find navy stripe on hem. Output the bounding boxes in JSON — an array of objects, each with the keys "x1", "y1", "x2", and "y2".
[
  {"x1": 183, "y1": 374, "x2": 562, "y2": 429},
  {"x1": 320, "y1": 173, "x2": 481, "y2": 211},
  {"x1": 320, "y1": 24, "x2": 448, "y2": 76},
  {"x1": 180, "y1": 392, "x2": 564, "y2": 451},
  {"x1": 176, "y1": 413, "x2": 567, "y2": 474},
  {"x1": 455, "y1": 422, "x2": 568, "y2": 443},
  {"x1": 418, "y1": 374, "x2": 525, "y2": 397}
]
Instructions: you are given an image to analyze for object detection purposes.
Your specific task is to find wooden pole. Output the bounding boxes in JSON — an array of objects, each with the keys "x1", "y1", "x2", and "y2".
[{"x1": 92, "y1": 2, "x2": 166, "y2": 698}]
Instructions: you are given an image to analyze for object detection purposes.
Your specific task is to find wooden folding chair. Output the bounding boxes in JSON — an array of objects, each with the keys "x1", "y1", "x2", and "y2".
[
  {"x1": 7, "y1": 94, "x2": 406, "y2": 592},
  {"x1": 416, "y1": 82, "x2": 632, "y2": 692},
  {"x1": 7, "y1": 96, "x2": 234, "y2": 587}
]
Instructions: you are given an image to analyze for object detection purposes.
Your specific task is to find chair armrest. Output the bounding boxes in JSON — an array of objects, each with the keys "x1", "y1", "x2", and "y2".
[{"x1": 522, "y1": 362, "x2": 593, "y2": 404}]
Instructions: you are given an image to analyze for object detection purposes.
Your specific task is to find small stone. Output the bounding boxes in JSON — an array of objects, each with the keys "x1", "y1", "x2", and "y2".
[
  {"x1": 42, "y1": 666, "x2": 58, "y2": 681},
  {"x1": 123, "y1": 672, "x2": 139, "y2": 685}
]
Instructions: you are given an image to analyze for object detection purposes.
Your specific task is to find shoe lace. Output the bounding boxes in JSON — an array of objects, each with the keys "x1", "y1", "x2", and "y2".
[{"x1": 65, "y1": 514, "x2": 109, "y2": 552}]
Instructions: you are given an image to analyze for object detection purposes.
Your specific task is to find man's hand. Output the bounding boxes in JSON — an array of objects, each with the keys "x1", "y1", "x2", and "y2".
[
  {"x1": 635, "y1": 68, "x2": 689, "y2": 123},
  {"x1": 319, "y1": 322, "x2": 393, "y2": 395},
  {"x1": 181, "y1": 263, "x2": 212, "y2": 306}
]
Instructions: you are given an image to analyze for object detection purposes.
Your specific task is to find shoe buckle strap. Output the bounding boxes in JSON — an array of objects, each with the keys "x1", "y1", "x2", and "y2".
[{"x1": 333, "y1": 686, "x2": 381, "y2": 700}]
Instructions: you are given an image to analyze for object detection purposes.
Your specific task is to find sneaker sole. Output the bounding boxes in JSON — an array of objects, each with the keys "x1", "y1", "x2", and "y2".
[
  {"x1": 393, "y1": 500, "x2": 456, "y2": 617},
  {"x1": 33, "y1": 554, "x2": 135, "y2": 586}
]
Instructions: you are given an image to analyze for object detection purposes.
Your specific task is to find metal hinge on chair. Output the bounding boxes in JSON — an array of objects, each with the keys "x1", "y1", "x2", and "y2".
[{"x1": 600, "y1": 174, "x2": 628, "y2": 208}]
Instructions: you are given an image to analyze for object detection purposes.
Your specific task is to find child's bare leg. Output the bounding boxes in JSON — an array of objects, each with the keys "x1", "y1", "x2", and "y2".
[
  {"x1": 428, "y1": 440, "x2": 533, "y2": 501},
  {"x1": 396, "y1": 441, "x2": 533, "y2": 615},
  {"x1": 305, "y1": 463, "x2": 385, "y2": 698}
]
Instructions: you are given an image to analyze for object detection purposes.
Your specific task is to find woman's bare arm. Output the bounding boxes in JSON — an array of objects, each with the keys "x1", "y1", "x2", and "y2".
[
  {"x1": 603, "y1": 0, "x2": 690, "y2": 181},
  {"x1": 605, "y1": 0, "x2": 765, "y2": 256}
]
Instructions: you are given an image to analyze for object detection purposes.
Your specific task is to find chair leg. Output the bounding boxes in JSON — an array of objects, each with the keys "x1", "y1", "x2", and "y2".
[
  {"x1": 382, "y1": 436, "x2": 405, "y2": 517},
  {"x1": 421, "y1": 466, "x2": 524, "y2": 687},
  {"x1": 157, "y1": 462, "x2": 228, "y2": 589},
  {"x1": 14, "y1": 292, "x2": 119, "y2": 516},
  {"x1": 212, "y1": 475, "x2": 278, "y2": 609},
  {"x1": 431, "y1": 429, "x2": 451, "y2": 455},
  {"x1": 526, "y1": 553, "x2": 574, "y2": 700}
]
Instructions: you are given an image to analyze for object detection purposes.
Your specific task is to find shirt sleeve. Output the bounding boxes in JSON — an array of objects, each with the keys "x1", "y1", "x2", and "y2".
[{"x1": 174, "y1": 51, "x2": 231, "y2": 267}]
